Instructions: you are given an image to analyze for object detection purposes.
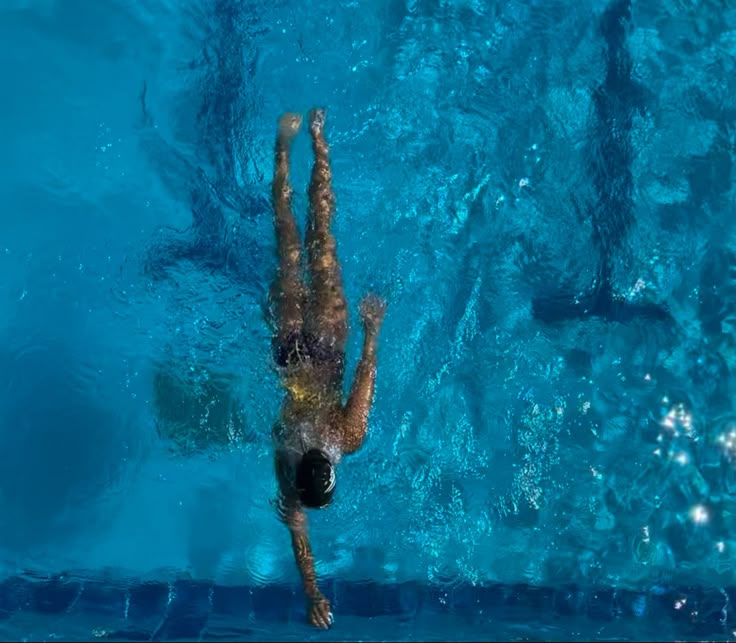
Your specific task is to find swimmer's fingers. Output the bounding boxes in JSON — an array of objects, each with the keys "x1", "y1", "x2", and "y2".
[{"x1": 308, "y1": 595, "x2": 333, "y2": 629}]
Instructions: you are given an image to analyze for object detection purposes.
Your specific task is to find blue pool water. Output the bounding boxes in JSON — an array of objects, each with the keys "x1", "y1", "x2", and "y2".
[{"x1": 1, "y1": 0, "x2": 735, "y2": 639}]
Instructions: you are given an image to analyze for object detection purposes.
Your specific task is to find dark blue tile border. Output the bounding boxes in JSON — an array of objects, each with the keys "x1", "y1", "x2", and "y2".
[
  {"x1": 127, "y1": 581, "x2": 170, "y2": 621},
  {"x1": 30, "y1": 577, "x2": 82, "y2": 614},
  {"x1": 0, "y1": 572, "x2": 734, "y2": 641},
  {"x1": 74, "y1": 581, "x2": 127, "y2": 618},
  {"x1": 210, "y1": 584, "x2": 252, "y2": 617},
  {"x1": 0, "y1": 576, "x2": 33, "y2": 617}
]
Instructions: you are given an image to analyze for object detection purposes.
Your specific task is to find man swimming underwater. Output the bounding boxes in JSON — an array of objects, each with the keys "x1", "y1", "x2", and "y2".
[{"x1": 269, "y1": 109, "x2": 386, "y2": 629}]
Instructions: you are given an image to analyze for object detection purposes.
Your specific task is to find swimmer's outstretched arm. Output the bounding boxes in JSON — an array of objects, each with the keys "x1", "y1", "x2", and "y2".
[
  {"x1": 284, "y1": 505, "x2": 332, "y2": 628},
  {"x1": 277, "y1": 466, "x2": 332, "y2": 628},
  {"x1": 285, "y1": 507, "x2": 317, "y2": 592},
  {"x1": 342, "y1": 294, "x2": 386, "y2": 454}
]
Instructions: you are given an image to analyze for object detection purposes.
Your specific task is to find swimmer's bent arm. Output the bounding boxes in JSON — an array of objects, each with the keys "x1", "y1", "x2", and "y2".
[{"x1": 342, "y1": 294, "x2": 386, "y2": 454}]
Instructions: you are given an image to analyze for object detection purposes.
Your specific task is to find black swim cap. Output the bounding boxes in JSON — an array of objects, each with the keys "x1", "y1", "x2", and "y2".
[{"x1": 296, "y1": 449, "x2": 335, "y2": 508}]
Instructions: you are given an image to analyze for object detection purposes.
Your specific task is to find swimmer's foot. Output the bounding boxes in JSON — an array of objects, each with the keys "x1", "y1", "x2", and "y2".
[
  {"x1": 309, "y1": 108, "x2": 326, "y2": 137},
  {"x1": 278, "y1": 112, "x2": 302, "y2": 144}
]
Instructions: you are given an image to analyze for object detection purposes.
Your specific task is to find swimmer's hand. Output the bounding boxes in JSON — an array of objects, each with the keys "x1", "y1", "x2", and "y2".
[
  {"x1": 307, "y1": 593, "x2": 333, "y2": 629},
  {"x1": 360, "y1": 293, "x2": 386, "y2": 336}
]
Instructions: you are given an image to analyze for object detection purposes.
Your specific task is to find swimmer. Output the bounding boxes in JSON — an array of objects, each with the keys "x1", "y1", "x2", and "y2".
[{"x1": 269, "y1": 108, "x2": 386, "y2": 629}]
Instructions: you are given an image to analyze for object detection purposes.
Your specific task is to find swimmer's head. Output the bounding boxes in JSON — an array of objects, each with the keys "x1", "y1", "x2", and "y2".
[{"x1": 296, "y1": 449, "x2": 335, "y2": 508}]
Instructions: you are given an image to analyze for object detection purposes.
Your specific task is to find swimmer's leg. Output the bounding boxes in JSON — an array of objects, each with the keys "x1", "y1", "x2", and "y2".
[
  {"x1": 271, "y1": 113, "x2": 306, "y2": 360},
  {"x1": 304, "y1": 108, "x2": 348, "y2": 357}
]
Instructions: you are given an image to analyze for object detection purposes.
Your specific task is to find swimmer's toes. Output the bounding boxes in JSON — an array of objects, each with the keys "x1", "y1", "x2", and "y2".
[
  {"x1": 309, "y1": 108, "x2": 326, "y2": 136},
  {"x1": 278, "y1": 112, "x2": 302, "y2": 141}
]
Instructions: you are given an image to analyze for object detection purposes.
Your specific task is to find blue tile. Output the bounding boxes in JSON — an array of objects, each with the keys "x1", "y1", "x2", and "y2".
[
  {"x1": 103, "y1": 627, "x2": 154, "y2": 641},
  {"x1": 380, "y1": 583, "x2": 403, "y2": 616},
  {"x1": 473, "y1": 584, "x2": 557, "y2": 624},
  {"x1": 31, "y1": 578, "x2": 82, "y2": 613},
  {"x1": 619, "y1": 590, "x2": 647, "y2": 619},
  {"x1": 318, "y1": 576, "x2": 337, "y2": 606},
  {"x1": 397, "y1": 581, "x2": 423, "y2": 617},
  {"x1": 423, "y1": 584, "x2": 452, "y2": 612},
  {"x1": 0, "y1": 577, "x2": 33, "y2": 615},
  {"x1": 697, "y1": 587, "x2": 731, "y2": 626},
  {"x1": 724, "y1": 585, "x2": 736, "y2": 611},
  {"x1": 450, "y1": 583, "x2": 478, "y2": 610},
  {"x1": 211, "y1": 585, "x2": 252, "y2": 616},
  {"x1": 142, "y1": 580, "x2": 213, "y2": 641},
  {"x1": 340, "y1": 581, "x2": 387, "y2": 617},
  {"x1": 666, "y1": 588, "x2": 704, "y2": 627},
  {"x1": 73, "y1": 581, "x2": 126, "y2": 618},
  {"x1": 510, "y1": 584, "x2": 555, "y2": 612},
  {"x1": 250, "y1": 584, "x2": 295, "y2": 621},
  {"x1": 152, "y1": 614, "x2": 208, "y2": 642},
  {"x1": 476, "y1": 588, "x2": 497, "y2": 612},
  {"x1": 127, "y1": 582, "x2": 170, "y2": 621},
  {"x1": 168, "y1": 580, "x2": 212, "y2": 618},
  {"x1": 553, "y1": 586, "x2": 586, "y2": 616},
  {"x1": 691, "y1": 588, "x2": 725, "y2": 622},
  {"x1": 199, "y1": 625, "x2": 259, "y2": 640},
  {"x1": 587, "y1": 588, "x2": 615, "y2": 621},
  {"x1": 474, "y1": 583, "x2": 507, "y2": 612}
]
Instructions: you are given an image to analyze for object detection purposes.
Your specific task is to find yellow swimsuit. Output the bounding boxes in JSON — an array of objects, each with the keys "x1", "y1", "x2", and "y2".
[{"x1": 282, "y1": 370, "x2": 322, "y2": 405}]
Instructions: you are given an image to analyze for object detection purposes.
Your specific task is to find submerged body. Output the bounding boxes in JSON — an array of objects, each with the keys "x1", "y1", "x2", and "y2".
[{"x1": 267, "y1": 110, "x2": 385, "y2": 628}]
